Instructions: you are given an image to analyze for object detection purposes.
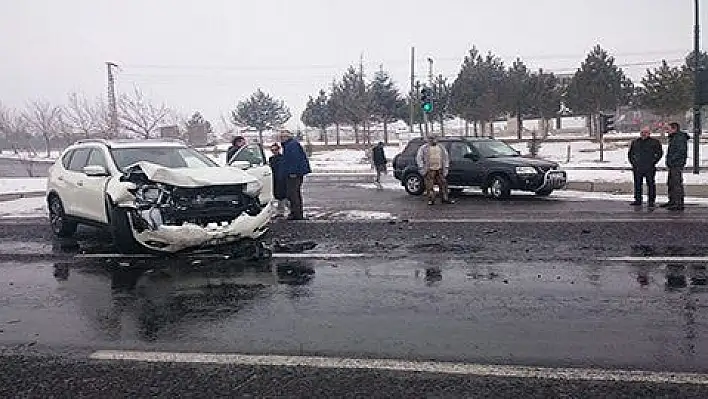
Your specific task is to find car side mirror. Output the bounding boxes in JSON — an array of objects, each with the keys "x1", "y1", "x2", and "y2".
[
  {"x1": 230, "y1": 160, "x2": 251, "y2": 170},
  {"x1": 464, "y1": 153, "x2": 479, "y2": 161},
  {"x1": 83, "y1": 165, "x2": 109, "y2": 177}
]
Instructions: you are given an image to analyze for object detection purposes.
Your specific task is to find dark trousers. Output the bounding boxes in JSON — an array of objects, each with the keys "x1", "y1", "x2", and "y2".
[
  {"x1": 633, "y1": 169, "x2": 656, "y2": 204},
  {"x1": 424, "y1": 170, "x2": 449, "y2": 202},
  {"x1": 286, "y1": 175, "x2": 304, "y2": 219},
  {"x1": 667, "y1": 167, "x2": 684, "y2": 206}
]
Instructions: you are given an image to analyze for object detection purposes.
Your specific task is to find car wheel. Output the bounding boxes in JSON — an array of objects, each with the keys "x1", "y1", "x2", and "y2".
[
  {"x1": 404, "y1": 173, "x2": 425, "y2": 196},
  {"x1": 48, "y1": 195, "x2": 77, "y2": 238},
  {"x1": 536, "y1": 189, "x2": 553, "y2": 197},
  {"x1": 488, "y1": 175, "x2": 511, "y2": 200},
  {"x1": 109, "y1": 205, "x2": 142, "y2": 254}
]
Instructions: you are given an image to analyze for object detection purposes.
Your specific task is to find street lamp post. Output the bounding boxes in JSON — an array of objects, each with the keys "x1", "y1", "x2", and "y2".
[{"x1": 694, "y1": 0, "x2": 701, "y2": 174}]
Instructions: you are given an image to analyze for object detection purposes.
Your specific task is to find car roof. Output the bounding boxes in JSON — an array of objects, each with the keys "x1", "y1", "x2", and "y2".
[{"x1": 71, "y1": 138, "x2": 188, "y2": 149}]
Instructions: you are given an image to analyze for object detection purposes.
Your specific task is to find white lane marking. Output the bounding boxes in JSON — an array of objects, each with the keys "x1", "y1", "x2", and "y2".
[
  {"x1": 304, "y1": 218, "x2": 699, "y2": 224},
  {"x1": 89, "y1": 350, "x2": 708, "y2": 385},
  {"x1": 600, "y1": 256, "x2": 708, "y2": 262},
  {"x1": 73, "y1": 253, "x2": 369, "y2": 260}
]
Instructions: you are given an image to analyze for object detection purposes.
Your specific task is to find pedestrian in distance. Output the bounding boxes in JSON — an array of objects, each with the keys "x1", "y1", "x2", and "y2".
[
  {"x1": 279, "y1": 130, "x2": 311, "y2": 220},
  {"x1": 226, "y1": 135, "x2": 246, "y2": 165},
  {"x1": 416, "y1": 135, "x2": 454, "y2": 206},
  {"x1": 628, "y1": 126, "x2": 663, "y2": 207},
  {"x1": 661, "y1": 122, "x2": 689, "y2": 211},
  {"x1": 268, "y1": 142, "x2": 289, "y2": 217},
  {"x1": 372, "y1": 142, "x2": 387, "y2": 190}
]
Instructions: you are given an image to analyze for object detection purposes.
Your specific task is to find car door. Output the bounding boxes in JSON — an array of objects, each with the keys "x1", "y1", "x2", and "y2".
[
  {"x1": 229, "y1": 143, "x2": 273, "y2": 204},
  {"x1": 61, "y1": 148, "x2": 91, "y2": 216},
  {"x1": 77, "y1": 148, "x2": 112, "y2": 223},
  {"x1": 445, "y1": 141, "x2": 484, "y2": 186}
]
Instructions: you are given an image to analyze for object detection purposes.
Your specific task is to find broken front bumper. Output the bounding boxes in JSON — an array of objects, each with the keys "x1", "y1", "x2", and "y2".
[{"x1": 132, "y1": 201, "x2": 274, "y2": 253}]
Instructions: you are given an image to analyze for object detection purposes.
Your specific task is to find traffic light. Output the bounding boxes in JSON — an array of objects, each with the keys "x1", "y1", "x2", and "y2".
[
  {"x1": 698, "y1": 69, "x2": 708, "y2": 106},
  {"x1": 599, "y1": 113, "x2": 615, "y2": 134},
  {"x1": 420, "y1": 87, "x2": 433, "y2": 113}
]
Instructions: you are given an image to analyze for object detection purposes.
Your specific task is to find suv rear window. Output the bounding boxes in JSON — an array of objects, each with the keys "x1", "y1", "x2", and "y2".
[{"x1": 402, "y1": 140, "x2": 423, "y2": 156}]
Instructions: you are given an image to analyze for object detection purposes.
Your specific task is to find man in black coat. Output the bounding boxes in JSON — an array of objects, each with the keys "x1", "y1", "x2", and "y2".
[
  {"x1": 661, "y1": 122, "x2": 689, "y2": 211},
  {"x1": 268, "y1": 143, "x2": 288, "y2": 217},
  {"x1": 372, "y1": 142, "x2": 387, "y2": 189},
  {"x1": 628, "y1": 126, "x2": 663, "y2": 207}
]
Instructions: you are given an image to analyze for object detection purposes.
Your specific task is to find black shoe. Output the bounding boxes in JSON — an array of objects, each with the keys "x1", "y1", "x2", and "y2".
[
  {"x1": 629, "y1": 201, "x2": 642, "y2": 206},
  {"x1": 647, "y1": 202, "x2": 656, "y2": 208},
  {"x1": 287, "y1": 215, "x2": 306, "y2": 220},
  {"x1": 442, "y1": 199, "x2": 455, "y2": 204},
  {"x1": 428, "y1": 200, "x2": 435, "y2": 206},
  {"x1": 667, "y1": 205, "x2": 685, "y2": 211},
  {"x1": 659, "y1": 203, "x2": 674, "y2": 208}
]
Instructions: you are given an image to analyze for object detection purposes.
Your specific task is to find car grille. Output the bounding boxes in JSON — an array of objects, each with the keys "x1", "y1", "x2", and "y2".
[{"x1": 162, "y1": 184, "x2": 259, "y2": 226}]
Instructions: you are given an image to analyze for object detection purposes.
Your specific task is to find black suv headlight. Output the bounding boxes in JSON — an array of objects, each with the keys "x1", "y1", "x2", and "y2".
[{"x1": 515, "y1": 166, "x2": 538, "y2": 176}]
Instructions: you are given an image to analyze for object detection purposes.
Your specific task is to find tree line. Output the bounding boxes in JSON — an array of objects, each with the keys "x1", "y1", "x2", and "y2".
[{"x1": 299, "y1": 45, "x2": 708, "y2": 144}]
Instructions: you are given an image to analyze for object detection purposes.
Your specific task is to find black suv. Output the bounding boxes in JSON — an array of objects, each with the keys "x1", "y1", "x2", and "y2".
[{"x1": 392, "y1": 137, "x2": 567, "y2": 199}]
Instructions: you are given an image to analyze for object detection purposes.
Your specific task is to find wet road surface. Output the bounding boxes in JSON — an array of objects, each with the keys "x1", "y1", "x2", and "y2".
[{"x1": 2, "y1": 184, "x2": 708, "y2": 396}]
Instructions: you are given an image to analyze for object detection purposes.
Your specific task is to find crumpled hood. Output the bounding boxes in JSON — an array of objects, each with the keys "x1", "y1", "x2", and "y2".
[{"x1": 126, "y1": 161, "x2": 257, "y2": 187}]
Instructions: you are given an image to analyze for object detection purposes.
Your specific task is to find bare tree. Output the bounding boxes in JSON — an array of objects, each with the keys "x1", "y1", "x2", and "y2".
[
  {"x1": 118, "y1": 87, "x2": 170, "y2": 138},
  {"x1": 64, "y1": 92, "x2": 100, "y2": 139},
  {"x1": 0, "y1": 102, "x2": 10, "y2": 154},
  {"x1": 1, "y1": 107, "x2": 30, "y2": 155},
  {"x1": 23, "y1": 100, "x2": 62, "y2": 157}
]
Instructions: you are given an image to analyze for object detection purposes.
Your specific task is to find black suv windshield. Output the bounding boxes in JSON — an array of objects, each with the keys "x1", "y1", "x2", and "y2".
[
  {"x1": 110, "y1": 147, "x2": 218, "y2": 171},
  {"x1": 473, "y1": 140, "x2": 520, "y2": 158}
]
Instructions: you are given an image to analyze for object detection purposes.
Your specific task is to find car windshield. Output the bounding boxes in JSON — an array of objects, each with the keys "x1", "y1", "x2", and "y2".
[
  {"x1": 473, "y1": 140, "x2": 520, "y2": 158},
  {"x1": 110, "y1": 147, "x2": 218, "y2": 171}
]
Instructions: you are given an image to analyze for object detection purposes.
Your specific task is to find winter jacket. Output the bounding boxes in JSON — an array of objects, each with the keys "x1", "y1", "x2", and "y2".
[
  {"x1": 628, "y1": 137, "x2": 663, "y2": 172},
  {"x1": 268, "y1": 154, "x2": 287, "y2": 200},
  {"x1": 279, "y1": 138, "x2": 312, "y2": 179},
  {"x1": 372, "y1": 146, "x2": 387, "y2": 166},
  {"x1": 666, "y1": 131, "x2": 689, "y2": 168},
  {"x1": 416, "y1": 143, "x2": 449, "y2": 176}
]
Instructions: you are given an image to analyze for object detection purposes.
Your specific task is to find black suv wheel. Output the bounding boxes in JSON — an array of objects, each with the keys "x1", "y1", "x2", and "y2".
[
  {"x1": 404, "y1": 173, "x2": 425, "y2": 196},
  {"x1": 487, "y1": 175, "x2": 511, "y2": 200}
]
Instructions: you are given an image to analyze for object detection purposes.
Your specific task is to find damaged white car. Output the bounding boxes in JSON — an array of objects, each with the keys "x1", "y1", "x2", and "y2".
[{"x1": 46, "y1": 139, "x2": 274, "y2": 253}]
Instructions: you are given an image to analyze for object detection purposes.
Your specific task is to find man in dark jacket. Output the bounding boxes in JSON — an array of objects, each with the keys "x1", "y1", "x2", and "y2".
[
  {"x1": 372, "y1": 142, "x2": 387, "y2": 189},
  {"x1": 279, "y1": 130, "x2": 311, "y2": 220},
  {"x1": 628, "y1": 126, "x2": 663, "y2": 207},
  {"x1": 226, "y1": 136, "x2": 246, "y2": 165},
  {"x1": 268, "y1": 143, "x2": 288, "y2": 217},
  {"x1": 662, "y1": 122, "x2": 689, "y2": 211}
]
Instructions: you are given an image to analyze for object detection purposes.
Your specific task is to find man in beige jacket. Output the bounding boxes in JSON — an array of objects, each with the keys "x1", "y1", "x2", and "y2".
[{"x1": 416, "y1": 136, "x2": 454, "y2": 205}]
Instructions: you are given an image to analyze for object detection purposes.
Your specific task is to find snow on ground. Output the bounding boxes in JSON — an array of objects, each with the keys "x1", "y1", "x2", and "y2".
[
  {"x1": 568, "y1": 169, "x2": 708, "y2": 184},
  {"x1": 0, "y1": 197, "x2": 47, "y2": 218},
  {"x1": 0, "y1": 178, "x2": 46, "y2": 195},
  {"x1": 0, "y1": 151, "x2": 61, "y2": 163},
  {"x1": 555, "y1": 190, "x2": 708, "y2": 205}
]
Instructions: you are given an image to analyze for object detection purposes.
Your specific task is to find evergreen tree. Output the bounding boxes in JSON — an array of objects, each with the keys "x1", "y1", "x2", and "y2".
[
  {"x1": 301, "y1": 89, "x2": 334, "y2": 144},
  {"x1": 504, "y1": 58, "x2": 534, "y2": 138},
  {"x1": 185, "y1": 111, "x2": 214, "y2": 143},
  {"x1": 639, "y1": 60, "x2": 692, "y2": 121},
  {"x1": 529, "y1": 69, "x2": 562, "y2": 136},
  {"x1": 431, "y1": 75, "x2": 454, "y2": 135},
  {"x1": 338, "y1": 66, "x2": 371, "y2": 143},
  {"x1": 231, "y1": 89, "x2": 291, "y2": 143},
  {"x1": 369, "y1": 69, "x2": 403, "y2": 143}
]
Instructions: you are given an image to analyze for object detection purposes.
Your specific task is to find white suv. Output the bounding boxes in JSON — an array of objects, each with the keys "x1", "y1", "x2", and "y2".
[{"x1": 46, "y1": 138, "x2": 274, "y2": 253}]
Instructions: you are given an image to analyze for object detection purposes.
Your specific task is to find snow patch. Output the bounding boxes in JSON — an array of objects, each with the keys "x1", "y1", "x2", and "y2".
[
  {"x1": 0, "y1": 197, "x2": 47, "y2": 218},
  {"x1": 0, "y1": 178, "x2": 47, "y2": 195}
]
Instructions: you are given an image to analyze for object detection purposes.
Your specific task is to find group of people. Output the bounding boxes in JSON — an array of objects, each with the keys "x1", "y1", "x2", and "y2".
[
  {"x1": 226, "y1": 131, "x2": 311, "y2": 220},
  {"x1": 629, "y1": 122, "x2": 689, "y2": 211}
]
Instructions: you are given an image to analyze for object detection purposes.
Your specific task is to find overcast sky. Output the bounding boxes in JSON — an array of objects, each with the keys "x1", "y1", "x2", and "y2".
[{"x1": 0, "y1": 0, "x2": 705, "y2": 131}]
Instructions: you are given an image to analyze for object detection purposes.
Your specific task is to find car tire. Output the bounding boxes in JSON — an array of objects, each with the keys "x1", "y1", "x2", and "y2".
[
  {"x1": 487, "y1": 175, "x2": 511, "y2": 200},
  {"x1": 48, "y1": 195, "x2": 77, "y2": 238},
  {"x1": 404, "y1": 173, "x2": 425, "y2": 196},
  {"x1": 535, "y1": 188, "x2": 553, "y2": 197},
  {"x1": 109, "y1": 204, "x2": 142, "y2": 254}
]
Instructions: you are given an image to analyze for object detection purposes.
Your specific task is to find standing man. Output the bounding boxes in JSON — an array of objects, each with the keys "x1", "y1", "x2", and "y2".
[
  {"x1": 662, "y1": 122, "x2": 689, "y2": 211},
  {"x1": 416, "y1": 136, "x2": 454, "y2": 206},
  {"x1": 279, "y1": 130, "x2": 311, "y2": 220},
  {"x1": 268, "y1": 143, "x2": 288, "y2": 217},
  {"x1": 372, "y1": 142, "x2": 387, "y2": 190},
  {"x1": 628, "y1": 126, "x2": 663, "y2": 207},
  {"x1": 226, "y1": 135, "x2": 246, "y2": 165}
]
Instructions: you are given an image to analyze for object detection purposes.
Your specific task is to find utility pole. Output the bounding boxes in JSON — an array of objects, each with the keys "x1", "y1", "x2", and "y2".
[
  {"x1": 423, "y1": 57, "x2": 433, "y2": 136},
  {"x1": 410, "y1": 47, "x2": 415, "y2": 134},
  {"x1": 106, "y1": 62, "x2": 119, "y2": 137},
  {"x1": 693, "y1": 0, "x2": 701, "y2": 174}
]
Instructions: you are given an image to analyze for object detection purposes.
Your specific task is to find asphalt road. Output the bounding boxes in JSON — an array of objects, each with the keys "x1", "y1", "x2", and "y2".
[{"x1": 2, "y1": 184, "x2": 708, "y2": 397}]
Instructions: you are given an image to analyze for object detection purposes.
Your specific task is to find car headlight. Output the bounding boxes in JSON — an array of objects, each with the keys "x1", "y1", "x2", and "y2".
[
  {"x1": 136, "y1": 185, "x2": 163, "y2": 204},
  {"x1": 515, "y1": 166, "x2": 538, "y2": 176},
  {"x1": 244, "y1": 180, "x2": 263, "y2": 196}
]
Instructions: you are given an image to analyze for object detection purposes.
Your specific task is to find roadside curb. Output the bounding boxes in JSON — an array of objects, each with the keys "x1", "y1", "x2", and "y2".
[{"x1": 0, "y1": 191, "x2": 45, "y2": 202}]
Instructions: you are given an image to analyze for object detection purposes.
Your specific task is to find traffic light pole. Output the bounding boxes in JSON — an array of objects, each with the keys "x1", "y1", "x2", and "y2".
[{"x1": 693, "y1": 0, "x2": 701, "y2": 174}]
